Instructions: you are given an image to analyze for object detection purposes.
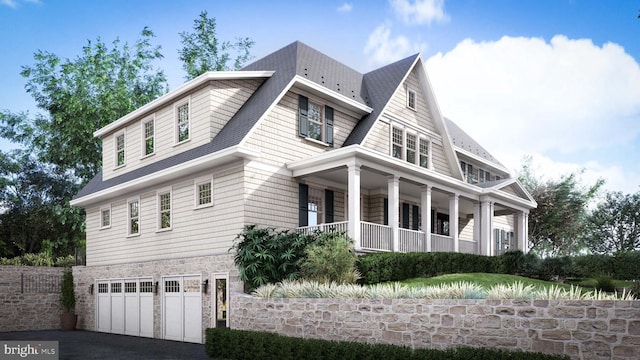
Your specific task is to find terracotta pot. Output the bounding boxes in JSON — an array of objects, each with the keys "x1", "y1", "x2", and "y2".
[{"x1": 60, "y1": 313, "x2": 77, "y2": 331}]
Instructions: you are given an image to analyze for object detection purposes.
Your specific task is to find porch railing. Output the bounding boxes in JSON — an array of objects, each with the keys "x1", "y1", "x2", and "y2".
[
  {"x1": 360, "y1": 222, "x2": 392, "y2": 252},
  {"x1": 298, "y1": 221, "x2": 349, "y2": 236},
  {"x1": 459, "y1": 239, "x2": 477, "y2": 254},
  {"x1": 399, "y1": 228, "x2": 426, "y2": 252},
  {"x1": 431, "y1": 234, "x2": 454, "y2": 252}
]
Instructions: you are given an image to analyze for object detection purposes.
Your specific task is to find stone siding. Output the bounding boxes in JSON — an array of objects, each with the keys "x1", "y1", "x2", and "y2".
[
  {"x1": 0, "y1": 266, "x2": 65, "y2": 331},
  {"x1": 231, "y1": 295, "x2": 640, "y2": 360}
]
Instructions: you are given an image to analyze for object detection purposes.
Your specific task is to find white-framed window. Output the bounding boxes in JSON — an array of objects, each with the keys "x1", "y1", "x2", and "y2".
[
  {"x1": 142, "y1": 117, "x2": 155, "y2": 157},
  {"x1": 298, "y1": 95, "x2": 334, "y2": 146},
  {"x1": 175, "y1": 99, "x2": 190, "y2": 144},
  {"x1": 478, "y1": 169, "x2": 491, "y2": 183},
  {"x1": 419, "y1": 138, "x2": 430, "y2": 168},
  {"x1": 407, "y1": 89, "x2": 417, "y2": 110},
  {"x1": 194, "y1": 176, "x2": 213, "y2": 208},
  {"x1": 128, "y1": 198, "x2": 140, "y2": 236},
  {"x1": 157, "y1": 188, "x2": 172, "y2": 230},
  {"x1": 460, "y1": 161, "x2": 476, "y2": 184},
  {"x1": 115, "y1": 131, "x2": 126, "y2": 167},
  {"x1": 100, "y1": 206, "x2": 111, "y2": 229},
  {"x1": 392, "y1": 127, "x2": 403, "y2": 159},
  {"x1": 307, "y1": 187, "x2": 324, "y2": 226},
  {"x1": 406, "y1": 133, "x2": 416, "y2": 164}
]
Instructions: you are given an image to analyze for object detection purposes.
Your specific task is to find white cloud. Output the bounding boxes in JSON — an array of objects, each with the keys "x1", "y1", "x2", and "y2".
[
  {"x1": 337, "y1": 3, "x2": 352, "y2": 13},
  {"x1": 425, "y1": 35, "x2": 640, "y2": 193},
  {"x1": 390, "y1": 0, "x2": 449, "y2": 26},
  {"x1": 364, "y1": 23, "x2": 426, "y2": 67},
  {"x1": 1, "y1": 0, "x2": 17, "y2": 7}
]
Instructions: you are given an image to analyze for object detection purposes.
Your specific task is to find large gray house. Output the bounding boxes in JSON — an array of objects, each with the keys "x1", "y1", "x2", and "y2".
[{"x1": 71, "y1": 41, "x2": 536, "y2": 343}]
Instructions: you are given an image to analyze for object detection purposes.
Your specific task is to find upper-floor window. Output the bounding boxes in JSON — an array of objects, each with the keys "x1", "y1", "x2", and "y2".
[
  {"x1": 115, "y1": 132, "x2": 125, "y2": 167},
  {"x1": 391, "y1": 126, "x2": 431, "y2": 169},
  {"x1": 128, "y1": 198, "x2": 140, "y2": 236},
  {"x1": 195, "y1": 176, "x2": 213, "y2": 208},
  {"x1": 158, "y1": 189, "x2": 172, "y2": 230},
  {"x1": 175, "y1": 100, "x2": 190, "y2": 144},
  {"x1": 143, "y1": 118, "x2": 154, "y2": 156},
  {"x1": 407, "y1": 89, "x2": 416, "y2": 110},
  {"x1": 460, "y1": 161, "x2": 476, "y2": 184},
  {"x1": 478, "y1": 169, "x2": 491, "y2": 183},
  {"x1": 298, "y1": 95, "x2": 334, "y2": 147},
  {"x1": 100, "y1": 206, "x2": 111, "y2": 229}
]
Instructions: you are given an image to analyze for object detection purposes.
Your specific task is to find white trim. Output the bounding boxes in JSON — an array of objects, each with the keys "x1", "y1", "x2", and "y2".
[
  {"x1": 127, "y1": 196, "x2": 141, "y2": 237},
  {"x1": 99, "y1": 205, "x2": 112, "y2": 230},
  {"x1": 71, "y1": 146, "x2": 260, "y2": 207},
  {"x1": 174, "y1": 97, "x2": 191, "y2": 145},
  {"x1": 156, "y1": 187, "x2": 172, "y2": 232},
  {"x1": 193, "y1": 175, "x2": 214, "y2": 209},
  {"x1": 94, "y1": 71, "x2": 275, "y2": 137},
  {"x1": 140, "y1": 114, "x2": 156, "y2": 159},
  {"x1": 293, "y1": 75, "x2": 373, "y2": 114}
]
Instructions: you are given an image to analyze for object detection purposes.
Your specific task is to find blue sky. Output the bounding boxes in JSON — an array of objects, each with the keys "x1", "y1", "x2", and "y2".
[{"x1": 1, "y1": 0, "x2": 640, "y2": 195}]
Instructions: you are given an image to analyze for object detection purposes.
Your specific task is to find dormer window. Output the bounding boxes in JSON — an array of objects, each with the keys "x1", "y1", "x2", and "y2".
[
  {"x1": 461, "y1": 161, "x2": 476, "y2": 184},
  {"x1": 175, "y1": 99, "x2": 190, "y2": 144},
  {"x1": 407, "y1": 89, "x2": 416, "y2": 110},
  {"x1": 143, "y1": 118, "x2": 155, "y2": 156},
  {"x1": 391, "y1": 125, "x2": 432, "y2": 168},
  {"x1": 115, "y1": 131, "x2": 125, "y2": 167},
  {"x1": 298, "y1": 95, "x2": 334, "y2": 147}
]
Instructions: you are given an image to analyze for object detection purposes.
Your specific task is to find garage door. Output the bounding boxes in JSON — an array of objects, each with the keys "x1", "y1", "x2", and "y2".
[
  {"x1": 96, "y1": 278, "x2": 153, "y2": 338},
  {"x1": 162, "y1": 275, "x2": 202, "y2": 343}
]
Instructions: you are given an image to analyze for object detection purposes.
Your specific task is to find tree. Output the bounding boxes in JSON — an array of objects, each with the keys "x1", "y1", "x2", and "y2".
[
  {"x1": 178, "y1": 11, "x2": 254, "y2": 80},
  {"x1": 0, "y1": 27, "x2": 168, "y2": 183},
  {"x1": 585, "y1": 191, "x2": 640, "y2": 254},
  {"x1": 0, "y1": 150, "x2": 84, "y2": 258},
  {"x1": 518, "y1": 158, "x2": 603, "y2": 256}
]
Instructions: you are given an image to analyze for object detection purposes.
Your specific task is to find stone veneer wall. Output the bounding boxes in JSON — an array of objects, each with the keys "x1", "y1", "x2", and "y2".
[
  {"x1": 72, "y1": 253, "x2": 240, "y2": 341},
  {"x1": 231, "y1": 295, "x2": 640, "y2": 360},
  {"x1": 0, "y1": 265, "x2": 65, "y2": 331}
]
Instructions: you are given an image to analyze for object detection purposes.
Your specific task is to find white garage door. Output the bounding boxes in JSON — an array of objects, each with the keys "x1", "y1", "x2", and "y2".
[
  {"x1": 162, "y1": 275, "x2": 202, "y2": 343},
  {"x1": 96, "y1": 278, "x2": 153, "y2": 338}
]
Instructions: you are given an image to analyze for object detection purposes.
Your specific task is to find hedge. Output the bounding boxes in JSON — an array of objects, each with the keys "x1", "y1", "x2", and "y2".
[{"x1": 205, "y1": 328, "x2": 569, "y2": 360}]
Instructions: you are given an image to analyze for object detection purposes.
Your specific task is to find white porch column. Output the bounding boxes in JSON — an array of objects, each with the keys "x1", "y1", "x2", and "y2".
[
  {"x1": 388, "y1": 176, "x2": 400, "y2": 252},
  {"x1": 449, "y1": 194, "x2": 459, "y2": 252},
  {"x1": 347, "y1": 162, "x2": 361, "y2": 251},
  {"x1": 480, "y1": 200, "x2": 494, "y2": 256},
  {"x1": 516, "y1": 211, "x2": 531, "y2": 253},
  {"x1": 421, "y1": 186, "x2": 432, "y2": 252},
  {"x1": 473, "y1": 202, "x2": 481, "y2": 252}
]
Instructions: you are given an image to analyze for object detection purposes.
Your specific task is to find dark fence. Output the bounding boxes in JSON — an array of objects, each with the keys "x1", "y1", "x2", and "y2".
[{"x1": 21, "y1": 272, "x2": 62, "y2": 293}]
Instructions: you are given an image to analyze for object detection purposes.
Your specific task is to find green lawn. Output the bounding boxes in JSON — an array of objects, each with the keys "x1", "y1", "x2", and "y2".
[
  {"x1": 568, "y1": 278, "x2": 634, "y2": 289},
  {"x1": 398, "y1": 273, "x2": 579, "y2": 291}
]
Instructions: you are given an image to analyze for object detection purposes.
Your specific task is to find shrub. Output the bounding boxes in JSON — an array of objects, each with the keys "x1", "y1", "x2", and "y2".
[
  {"x1": 498, "y1": 250, "x2": 525, "y2": 275},
  {"x1": 60, "y1": 268, "x2": 75, "y2": 313},
  {"x1": 594, "y1": 274, "x2": 616, "y2": 292},
  {"x1": 230, "y1": 225, "x2": 315, "y2": 291},
  {"x1": 612, "y1": 251, "x2": 640, "y2": 280},
  {"x1": 630, "y1": 281, "x2": 640, "y2": 300},
  {"x1": 300, "y1": 232, "x2": 359, "y2": 284},
  {"x1": 205, "y1": 328, "x2": 570, "y2": 360},
  {"x1": 0, "y1": 253, "x2": 76, "y2": 267}
]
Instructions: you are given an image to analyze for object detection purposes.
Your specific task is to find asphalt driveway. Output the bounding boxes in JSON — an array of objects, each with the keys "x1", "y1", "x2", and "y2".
[{"x1": 0, "y1": 330, "x2": 210, "y2": 360}]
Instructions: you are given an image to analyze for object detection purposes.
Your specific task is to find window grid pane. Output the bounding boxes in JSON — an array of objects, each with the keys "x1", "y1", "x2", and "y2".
[
  {"x1": 178, "y1": 104, "x2": 189, "y2": 142},
  {"x1": 198, "y1": 182, "x2": 212, "y2": 205},
  {"x1": 406, "y1": 134, "x2": 416, "y2": 164},
  {"x1": 116, "y1": 134, "x2": 125, "y2": 166},
  {"x1": 129, "y1": 200, "x2": 139, "y2": 234},
  {"x1": 307, "y1": 102, "x2": 322, "y2": 141},
  {"x1": 408, "y1": 90, "x2": 416, "y2": 109},
  {"x1": 419, "y1": 138, "x2": 429, "y2": 168},
  {"x1": 101, "y1": 209, "x2": 110, "y2": 227},
  {"x1": 308, "y1": 188, "x2": 323, "y2": 226},
  {"x1": 160, "y1": 193, "x2": 171, "y2": 229},
  {"x1": 140, "y1": 281, "x2": 153, "y2": 293},
  {"x1": 145, "y1": 120, "x2": 154, "y2": 155},
  {"x1": 392, "y1": 128, "x2": 403, "y2": 159}
]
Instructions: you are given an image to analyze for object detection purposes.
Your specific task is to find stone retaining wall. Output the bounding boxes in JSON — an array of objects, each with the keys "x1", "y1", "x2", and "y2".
[
  {"x1": 0, "y1": 266, "x2": 65, "y2": 331},
  {"x1": 231, "y1": 295, "x2": 640, "y2": 360}
]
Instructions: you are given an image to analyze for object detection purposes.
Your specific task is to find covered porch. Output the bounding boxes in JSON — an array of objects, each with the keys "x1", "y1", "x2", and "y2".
[{"x1": 289, "y1": 146, "x2": 533, "y2": 256}]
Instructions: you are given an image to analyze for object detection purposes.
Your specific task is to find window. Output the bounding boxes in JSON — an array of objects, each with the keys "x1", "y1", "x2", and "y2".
[
  {"x1": 478, "y1": 169, "x2": 491, "y2": 183},
  {"x1": 115, "y1": 132, "x2": 125, "y2": 167},
  {"x1": 195, "y1": 177, "x2": 213, "y2": 208},
  {"x1": 176, "y1": 101, "x2": 190, "y2": 143},
  {"x1": 307, "y1": 187, "x2": 324, "y2": 226},
  {"x1": 158, "y1": 190, "x2": 171, "y2": 230},
  {"x1": 495, "y1": 175, "x2": 502, "y2": 181},
  {"x1": 406, "y1": 133, "x2": 416, "y2": 164},
  {"x1": 419, "y1": 138, "x2": 429, "y2": 168},
  {"x1": 298, "y1": 95, "x2": 334, "y2": 146},
  {"x1": 494, "y1": 229, "x2": 515, "y2": 255},
  {"x1": 128, "y1": 198, "x2": 140, "y2": 236},
  {"x1": 100, "y1": 206, "x2": 111, "y2": 229},
  {"x1": 143, "y1": 118, "x2": 154, "y2": 156},
  {"x1": 407, "y1": 89, "x2": 416, "y2": 110},
  {"x1": 460, "y1": 161, "x2": 476, "y2": 184},
  {"x1": 392, "y1": 127, "x2": 403, "y2": 159}
]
